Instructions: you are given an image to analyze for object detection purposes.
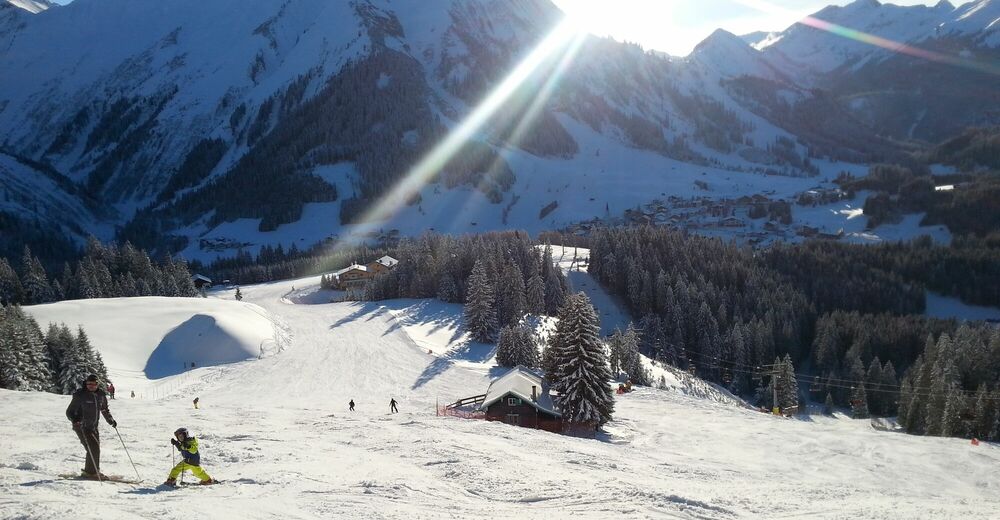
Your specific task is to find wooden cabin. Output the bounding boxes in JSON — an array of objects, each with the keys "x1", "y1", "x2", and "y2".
[{"x1": 478, "y1": 366, "x2": 562, "y2": 433}]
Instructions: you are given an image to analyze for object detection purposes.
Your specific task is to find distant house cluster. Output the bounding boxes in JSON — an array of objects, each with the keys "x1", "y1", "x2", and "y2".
[{"x1": 325, "y1": 255, "x2": 398, "y2": 290}]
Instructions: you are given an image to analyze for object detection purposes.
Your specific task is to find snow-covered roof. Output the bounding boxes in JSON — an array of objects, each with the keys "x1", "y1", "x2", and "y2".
[
  {"x1": 192, "y1": 274, "x2": 212, "y2": 283},
  {"x1": 332, "y1": 264, "x2": 368, "y2": 277},
  {"x1": 375, "y1": 255, "x2": 399, "y2": 268},
  {"x1": 479, "y1": 365, "x2": 560, "y2": 417}
]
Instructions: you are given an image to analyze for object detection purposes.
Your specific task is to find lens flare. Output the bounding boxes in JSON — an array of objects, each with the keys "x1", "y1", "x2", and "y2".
[{"x1": 342, "y1": 18, "x2": 585, "y2": 240}]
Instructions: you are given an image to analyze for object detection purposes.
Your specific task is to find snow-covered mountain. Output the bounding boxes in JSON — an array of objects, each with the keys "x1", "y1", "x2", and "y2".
[
  {"x1": 3, "y1": 0, "x2": 52, "y2": 14},
  {"x1": 0, "y1": 0, "x2": 997, "y2": 262}
]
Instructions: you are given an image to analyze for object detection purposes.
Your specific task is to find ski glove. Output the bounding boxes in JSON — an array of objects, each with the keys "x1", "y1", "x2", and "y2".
[
  {"x1": 171, "y1": 438, "x2": 180, "y2": 448},
  {"x1": 109, "y1": 420, "x2": 117, "y2": 428}
]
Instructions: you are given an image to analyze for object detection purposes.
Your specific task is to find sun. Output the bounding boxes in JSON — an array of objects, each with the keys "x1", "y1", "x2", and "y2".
[{"x1": 551, "y1": 0, "x2": 689, "y2": 55}]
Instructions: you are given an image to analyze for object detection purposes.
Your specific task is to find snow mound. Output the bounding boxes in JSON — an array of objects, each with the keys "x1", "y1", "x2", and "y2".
[{"x1": 23, "y1": 297, "x2": 284, "y2": 386}]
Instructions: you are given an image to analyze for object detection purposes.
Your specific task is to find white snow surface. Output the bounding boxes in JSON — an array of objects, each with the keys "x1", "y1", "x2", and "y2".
[
  {"x1": 22, "y1": 297, "x2": 286, "y2": 394},
  {"x1": 3, "y1": 274, "x2": 1000, "y2": 518},
  {"x1": 4, "y1": 0, "x2": 51, "y2": 14},
  {"x1": 925, "y1": 291, "x2": 1000, "y2": 322}
]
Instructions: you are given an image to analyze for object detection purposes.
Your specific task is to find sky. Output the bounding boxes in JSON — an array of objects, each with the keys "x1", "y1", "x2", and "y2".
[{"x1": 551, "y1": 0, "x2": 974, "y2": 55}]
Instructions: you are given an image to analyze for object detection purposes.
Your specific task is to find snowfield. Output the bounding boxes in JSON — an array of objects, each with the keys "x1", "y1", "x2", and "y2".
[{"x1": 3, "y1": 269, "x2": 1000, "y2": 519}]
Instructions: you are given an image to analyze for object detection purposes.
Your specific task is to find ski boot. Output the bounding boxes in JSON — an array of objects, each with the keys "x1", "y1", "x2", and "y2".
[
  {"x1": 163, "y1": 478, "x2": 177, "y2": 487},
  {"x1": 198, "y1": 478, "x2": 219, "y2": 485}
]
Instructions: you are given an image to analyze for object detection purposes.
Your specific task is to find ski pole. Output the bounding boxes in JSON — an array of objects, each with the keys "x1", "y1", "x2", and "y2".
[{"x1": 114, "y1": 426, "x2": 141, "y2": 482}]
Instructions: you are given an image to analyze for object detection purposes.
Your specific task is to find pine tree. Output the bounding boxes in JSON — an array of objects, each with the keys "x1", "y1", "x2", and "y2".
[
  {"x1": 549, "y1": 293, "x2": 614, "y2": 429},
  {"x1": 941, "y1": 386, "x2": 964, "y2": 437},
  {"x1": 824, "y1": 392, "x2": 835, "y2": 415},
  {"x1": 436, "y1": 274, "x2": 457, "y2": 303},
  {"x1": 496, "y1": 324, "x2": 539, "y2": 368},
  {"x1": 973, "y1": 384, "x2": 994, "y2": 439},
  {"x1": 56, "y1": 324, "x2": 88, "y2": 394},
  {"x1": 851, "y1": 383, "x2": 869, "y2": 419},
  {"x1": 20, "y1": 246, "x2": 53, "y2": 304},
  {"x1": 0, "y1": 258, "x2": 22, "y2": 305},
  {"x1": 526, "y1": 274, "x2": 545, "y2": 315},
  {"x1": 496, "y1": 261, "x2": 526, "y2": 327},
  {"x1": 866, "y1": 357, "x2": 884, "y2": 416},
  {"x1": 464, "y1": 259, "x2": 498, "y2": 343},
  {"x1": 777, "y1": 354, "x2": 798, "y2": 412}
]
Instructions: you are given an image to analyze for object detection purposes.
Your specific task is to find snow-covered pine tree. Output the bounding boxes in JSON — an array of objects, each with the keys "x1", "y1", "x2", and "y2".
[
  {"x1": 549, "y1": 293, "x2": 614, "y2": 430},
  {"x1": 77, "y1": 326, "x2": 108, "y2": 382},
  {"x1": 0, "y1": 258, "x2": 22, "y2": 305},
  {"x1": 778, "y1": 354, "x2": 798, "y2": 412},
  {"x1": 20, "y1": 246, "x2": 54, "y2": 304},
  {"x1": 497, "y1": 261, "x2": 526, "y2": 328},
  {"x1": 56, "y1": 324, "x2": 88, "y2": 394},
  {"x1": 526, "y1": 274, "x2": 544, "y2": 315},
  {"x1": 496, "y1": 324, "x2": 539, "y2": 368},
  {"x1": 973, "y1": 384, "x2": 994, "y2": 439},
  {"x1": 496, "y1": 325, "x2": 520, "y2": 368},
  {"x1": 866, "y1": 357, "x2": 884, "y2": 416},
  {"x1": 607, "y1": 328, "x2": 625, "y2": 377},
  {"x1": 941, "y1": 386, "x2": 965, "y2": 437},
  {"x1": 617, "y1": 323, "x2": 649, "y2": 386},
  {"x1": 436, "y1": 274, "x2": 457, "y2": 303},
  {"x1": 517, "y1": 326, "x2": 539, "y2": 368},
  {"x1": 464, "y1": 259, "x2": 498, "y2": 343},
  {"x1": 851, "y1": 383, "x2": 869, "y2": 419}
]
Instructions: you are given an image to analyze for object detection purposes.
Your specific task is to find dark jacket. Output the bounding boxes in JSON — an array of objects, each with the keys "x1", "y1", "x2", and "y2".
[
  {"x1": 65, "y1": 388, "x2": 115, "y2": 430},
  {"x1": 175, "y1": 437, "x2": 201, "y2": 466}
]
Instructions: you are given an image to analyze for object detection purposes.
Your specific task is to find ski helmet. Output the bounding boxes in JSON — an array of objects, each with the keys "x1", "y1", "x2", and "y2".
[{"x1": 174, "y1": 427, "x2": 189, "y2": 438}]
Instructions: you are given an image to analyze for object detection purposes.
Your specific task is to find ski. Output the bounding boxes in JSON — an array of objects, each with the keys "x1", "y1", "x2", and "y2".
[{"x1": 58, "y1": 473, "x2": 142, "y2": 485}]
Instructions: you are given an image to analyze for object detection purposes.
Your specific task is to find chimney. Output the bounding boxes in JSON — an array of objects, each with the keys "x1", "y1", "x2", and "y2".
[{"x1": 531, "y1": 385, "x2": 537, "y2": 401}]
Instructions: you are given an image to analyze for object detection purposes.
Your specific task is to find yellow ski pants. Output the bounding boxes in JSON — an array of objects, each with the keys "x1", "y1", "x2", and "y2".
[{"x1": 168, "y1": 461, "x2": 212, "y2": 481}]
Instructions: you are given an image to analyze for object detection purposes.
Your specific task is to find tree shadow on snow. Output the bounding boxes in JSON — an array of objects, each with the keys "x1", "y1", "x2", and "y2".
[
  {"x1": 411, "y1": 339, "x2": 496, "y2": 390},
  {"x1": 330, "y1": 302, "x2": 387, "y2": 329}
]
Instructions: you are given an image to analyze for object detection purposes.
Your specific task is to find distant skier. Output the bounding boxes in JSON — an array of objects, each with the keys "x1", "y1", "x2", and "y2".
[
  {"x1": 390, "y1": 398, "x2": 398, "y2": 414},
  {"x1": 65, "y1": 374, "x2": 117, "y2": 479},
  {"x1": 349, "y1": 399, "x2": 355, "y2": 412},
  {"x1": 130, "y1": 390, "x2": 135, "y2": 399},
  {"x1": 107, "y1": 382, "x2": 115, "y2": 399},
  {"x1": 193, "y1": 397, "x2": 200, "y2": 409},
  {"x1": 165, "y1": 427, "x2": 217, "y2": 486}
]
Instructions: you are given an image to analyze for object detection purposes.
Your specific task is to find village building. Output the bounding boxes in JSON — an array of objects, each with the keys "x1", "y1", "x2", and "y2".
[
  {"x1": 328, "y1": 255, "x2": 399, "y2": 290},
  {"x1": 191, "y1": 274, "x2": 212, "y2": 290},
  {"x1": 477, "y1": 366, "x2": 562, "y2": 432}
]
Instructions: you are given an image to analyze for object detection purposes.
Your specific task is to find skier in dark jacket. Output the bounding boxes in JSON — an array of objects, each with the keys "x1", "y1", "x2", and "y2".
[
  {"x1": 65, "y1": 374, "x2": 116, "y2": 479},
  {"x1": 390, "y1": 398, "x2": 398, "y2": 413},
  {"x1": 349, "y1": 399, "x2": 355, "y2": 411}
]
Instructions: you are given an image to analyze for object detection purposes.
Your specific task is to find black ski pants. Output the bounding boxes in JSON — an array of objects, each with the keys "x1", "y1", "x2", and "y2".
[{"x1": 73, "y1": 425, "x2": 101, "y2": 474}]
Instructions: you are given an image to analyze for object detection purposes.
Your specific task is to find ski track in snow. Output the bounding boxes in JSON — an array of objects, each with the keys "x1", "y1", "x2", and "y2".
[{"x1": 3, "y1": 273, "x2": 1000, "y2": 519}]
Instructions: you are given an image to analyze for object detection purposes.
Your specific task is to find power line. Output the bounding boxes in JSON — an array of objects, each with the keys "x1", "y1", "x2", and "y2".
[{"x1": 665, "y1": 345, "x2": 1000, "y2": 401}]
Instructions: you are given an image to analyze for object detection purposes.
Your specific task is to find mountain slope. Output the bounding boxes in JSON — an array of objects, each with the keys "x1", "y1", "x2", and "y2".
[
  {"x1": 0, "y1": 0, "x2": 997, "y2": 263},
  {"x1": 2, "y1": 275, "x2": 999, "y2": 518}
]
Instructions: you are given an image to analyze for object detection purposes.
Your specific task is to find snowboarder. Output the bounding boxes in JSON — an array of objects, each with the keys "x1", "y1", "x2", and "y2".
[
  {"x1": 165, "y1": 428, "x2": 217, "y2": 486},
  {"x1": 390, "y1": 398, "x2": 398, "y2": 414},
  {"x1": 193, "y1": 397, "x2": 200, "y2": 409},
  {"x1": 107, "y1": 382, "x2": 116, "y2": 399},
  {"x1": 65, "y1": 374, "x2": 117, "y2": 479},
  {"x1": 349, "y1": 399, "x2": 355, "y2": 411}
]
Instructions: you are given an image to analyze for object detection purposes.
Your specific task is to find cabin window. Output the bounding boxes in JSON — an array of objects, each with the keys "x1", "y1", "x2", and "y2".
[
  {"x1": 507, "y1": 397, "x2": 521, "y2": 406},
  {"x1": 505, "y1": 414, "x2": 520, "y2": 425}
]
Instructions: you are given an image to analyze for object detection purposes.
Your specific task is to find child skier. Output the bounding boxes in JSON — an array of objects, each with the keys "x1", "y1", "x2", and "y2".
[{"x1": 165, "y1": 427, "x2": 217, "y2": 486}]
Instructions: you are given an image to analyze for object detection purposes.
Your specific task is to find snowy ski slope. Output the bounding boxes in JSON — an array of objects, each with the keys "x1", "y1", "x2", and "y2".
[{"x1": 2, "y1": 270, "x2": 1000, "y2": 518}]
